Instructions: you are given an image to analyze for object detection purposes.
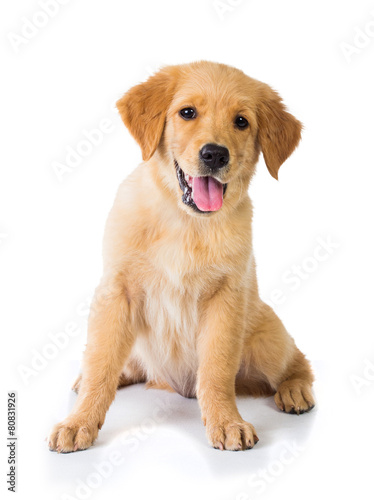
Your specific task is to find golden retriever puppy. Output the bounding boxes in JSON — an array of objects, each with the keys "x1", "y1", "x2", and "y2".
[{"x1": 48, "y1": 61, "x2": 314, "y2": 453}]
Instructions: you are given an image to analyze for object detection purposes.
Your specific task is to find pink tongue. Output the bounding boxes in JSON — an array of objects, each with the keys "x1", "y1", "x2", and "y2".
[{"x1": 192, "y1": 176, "x2": 223, "y2": 212}]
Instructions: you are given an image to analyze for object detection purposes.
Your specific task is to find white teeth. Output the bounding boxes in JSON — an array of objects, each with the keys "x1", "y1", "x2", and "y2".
[{"x1": 185, "y1": 174, "x2": 193, "y2": 187}]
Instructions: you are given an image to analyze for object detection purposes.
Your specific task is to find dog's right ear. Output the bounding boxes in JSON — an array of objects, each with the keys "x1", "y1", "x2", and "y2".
[{"x1": 116, "y1": 67, "x2": 179, "y2": 161}]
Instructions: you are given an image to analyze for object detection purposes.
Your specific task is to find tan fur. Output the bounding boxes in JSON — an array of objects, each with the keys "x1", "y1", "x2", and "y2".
[{"x1": 48, "y1": 61, "x2": 314, "y2": 453}]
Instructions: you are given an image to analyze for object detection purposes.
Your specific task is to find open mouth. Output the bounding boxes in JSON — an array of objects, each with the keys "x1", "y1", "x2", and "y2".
[{"x1": 175, "y1": 160, "x2": 227, "y2": 213}]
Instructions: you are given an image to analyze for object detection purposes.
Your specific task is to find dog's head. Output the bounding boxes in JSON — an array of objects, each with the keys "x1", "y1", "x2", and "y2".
[{"x1": 117, "y1": 62, "x2": 302, "y2": 217}]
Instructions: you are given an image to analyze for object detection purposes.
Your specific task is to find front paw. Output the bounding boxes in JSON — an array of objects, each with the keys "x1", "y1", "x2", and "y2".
[
  {"x1": 205, "y1": 418, "x2": 259, "y2": 451},
  {"x1": 48, "y1": 415, "x2": 100, "y2": 453}
]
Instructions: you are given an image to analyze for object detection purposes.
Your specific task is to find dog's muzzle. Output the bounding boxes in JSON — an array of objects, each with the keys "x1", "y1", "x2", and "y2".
[{"x1": 175, "y1": 159, "x2": 227, "y2": 213}]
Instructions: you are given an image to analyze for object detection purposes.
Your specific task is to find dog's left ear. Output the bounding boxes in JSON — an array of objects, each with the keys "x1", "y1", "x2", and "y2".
[
  {"x1": 116, "y1": 67, "x2": 179, "y2": 161},
  {"x1": 257, "y1": 85, "x2": 302, "y2": 180}
]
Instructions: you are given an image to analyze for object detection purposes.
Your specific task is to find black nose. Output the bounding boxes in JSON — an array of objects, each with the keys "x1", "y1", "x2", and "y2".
[{"x1": 199, "y1": 143, "x2": 229, "y2": 170}]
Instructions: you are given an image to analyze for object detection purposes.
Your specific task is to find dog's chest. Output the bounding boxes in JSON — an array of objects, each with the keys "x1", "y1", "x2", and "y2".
[
  {"x1": 146, "y1": 280, "x2": 199, "y2": 339},
  {"x1": 129, "y1": 220, "x2": 231, "y2": 397},
  {"x1": 134, "y1": 273, "x2": 203, "y2": 397}
]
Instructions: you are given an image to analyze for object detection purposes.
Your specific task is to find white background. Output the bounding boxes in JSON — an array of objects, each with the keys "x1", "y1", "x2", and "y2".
[{"x1": 1, "y1": 0, "x2": 374, "y2": 499}]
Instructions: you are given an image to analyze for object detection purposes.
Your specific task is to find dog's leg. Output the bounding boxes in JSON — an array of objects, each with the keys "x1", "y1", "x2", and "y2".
[
  {"x1": 48, "y1": 276, "x2": 135, "y2": 452},
  {"x1": 241, "y1": 302, "x2": 315, "y2": 414},
  {"x1": 274, "y1": 351, "x2": 315, "y2": 414},
  {"x1": 197, "y1": 285, "x2": 259, "y2": 451},
  {"x1": 72, "y1": 357, "x2": 146, "y2": 394}
]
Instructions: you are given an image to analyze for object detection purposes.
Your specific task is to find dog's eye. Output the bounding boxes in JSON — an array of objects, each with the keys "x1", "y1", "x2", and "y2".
[
  {"x1": 179, "y1": 108, "x2": 196, "y2": 120},
  {"x1": 235, "y1": 116, "x2": 249, "y2": 129}
]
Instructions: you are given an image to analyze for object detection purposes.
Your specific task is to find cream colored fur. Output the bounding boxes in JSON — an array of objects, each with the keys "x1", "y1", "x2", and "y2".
[{"x1": 48, "y1": 61, "x2": 314, "y2": 453}]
